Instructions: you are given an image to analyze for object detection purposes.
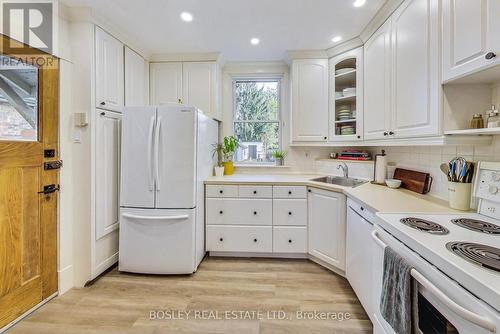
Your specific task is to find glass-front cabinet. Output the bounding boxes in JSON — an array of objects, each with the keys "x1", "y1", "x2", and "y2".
[{"x1": 329, "y1": 47, "x2": 363, "y2": 142}]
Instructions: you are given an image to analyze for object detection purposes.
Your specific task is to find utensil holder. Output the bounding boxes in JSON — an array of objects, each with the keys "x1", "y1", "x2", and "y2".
[{"x1": 448, "y1": 182, "x2": 471, "y2": 211}]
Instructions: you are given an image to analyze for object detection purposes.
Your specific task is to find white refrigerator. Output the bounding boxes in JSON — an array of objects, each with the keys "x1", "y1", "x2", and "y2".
[{"x1": 119, "y1": 103, "x2": 218, "y2": 274}]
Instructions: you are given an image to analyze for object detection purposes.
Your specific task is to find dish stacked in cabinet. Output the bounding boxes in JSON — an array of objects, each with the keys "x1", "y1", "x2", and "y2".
[{"x1": 205, "y1": 185, "x2": 307, "y2": 254}]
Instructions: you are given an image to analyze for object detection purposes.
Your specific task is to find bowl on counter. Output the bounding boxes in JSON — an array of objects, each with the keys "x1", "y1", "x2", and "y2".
[{"x1": 385, "y1": 179, "x2": 402, "y2": 189}]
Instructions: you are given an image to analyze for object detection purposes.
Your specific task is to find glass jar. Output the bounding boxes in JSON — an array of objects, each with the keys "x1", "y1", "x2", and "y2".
[
  {"x1": 469, "y1": 114, "x2": 484, "y2": 129},
  {"x1": 487, "y1": 105, "x2": 500, "y2": 128}
]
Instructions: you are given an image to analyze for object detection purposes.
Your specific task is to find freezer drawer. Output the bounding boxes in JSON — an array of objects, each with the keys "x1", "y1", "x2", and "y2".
[{"x1": 119, "y1": 208, "x2": 196, "y2": 274}]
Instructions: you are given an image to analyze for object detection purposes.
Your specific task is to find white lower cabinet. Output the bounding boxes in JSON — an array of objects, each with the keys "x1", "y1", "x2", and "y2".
[
  {"x1": 273, "y1": 226, "x2": 307, "y2": 253},
  {"x1": 308, "y1": 188, "x2": 346, "y2": 270},
  {"x1": 206, "y1": 198, "x2": 272, "y2": 226},
  {"x1": 206, "y1": 225, "x2": 272, "y2": 253},
  {"x1": 273, "y1": 199, "x2": 307, "y2": 226}
]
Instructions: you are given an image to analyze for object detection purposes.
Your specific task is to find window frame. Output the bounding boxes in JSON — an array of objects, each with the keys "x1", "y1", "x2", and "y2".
[{"x1": 231, "y1": 76, "x2": 283, "y2": 166}]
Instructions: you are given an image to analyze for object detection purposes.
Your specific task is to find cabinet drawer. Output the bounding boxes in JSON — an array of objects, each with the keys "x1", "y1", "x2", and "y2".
[
  {"x1": 273, "y1": 186, "x2": 307, "y2": 199},
  {"x1": 206, "y1": 185, "x2": 238, "y2": 198},
  {"x1": 273, "y1": 227, "x2": 307, "y2": 253},
  {"x1": 206, "y1": 198, "x2": 272, "y2": 226},
  {"x1": 273, "y1": 199, "x2": 307, "y2": 226},
  {"x1": 207, "y1": 225, "x2": 272, "y2": 252},
  {"x1": 238, "y1": 186, "x2": 272, "y2": 198}
]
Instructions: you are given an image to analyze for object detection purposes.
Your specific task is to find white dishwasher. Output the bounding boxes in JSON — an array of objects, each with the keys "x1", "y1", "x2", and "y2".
[{"x1": 346, "y1": 198, "x2": 375, "y2": 321}]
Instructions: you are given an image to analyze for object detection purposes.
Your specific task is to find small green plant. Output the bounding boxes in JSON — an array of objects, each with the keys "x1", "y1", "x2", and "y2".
[
  {"x1": 211, "y1": 143, "x2": 224, "y2": 167},
  {"x1": 272, "y1": 150, "x2": 288, "y2": 160},
  {"x1": 222, "y1": 136, "x2": 239, "y2": 162}
]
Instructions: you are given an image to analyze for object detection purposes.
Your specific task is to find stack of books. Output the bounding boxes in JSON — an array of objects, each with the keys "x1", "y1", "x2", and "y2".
[{"x1": 336, "y1": 150, "x2": 372, "y2": 161}]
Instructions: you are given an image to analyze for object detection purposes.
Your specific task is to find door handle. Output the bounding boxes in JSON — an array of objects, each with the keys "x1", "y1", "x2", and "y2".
[
  {"x1": 154, "y1": 116, "x2": 162, "y2": 191},
  {"x1": 38, "y1": 184, "x2": 60, "y2": 195},
  {"x1": 44, "y1": 160, "x2": 63, "y2": 170},
  {"x1": 147, "y1": 116, "x2": 155, "y2": 191}
]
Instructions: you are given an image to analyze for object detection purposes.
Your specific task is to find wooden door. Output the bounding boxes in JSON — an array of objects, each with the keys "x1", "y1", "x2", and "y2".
[
  {"x1": 0, "y1": 35, "x2": 59, "y2": 328},
  {"x1": 291, "y1": 59, "x2": 329, "y2": 142},
  {"x1": 364, "y1": 19, "x2": 392, "y2": 140},
  {"x1": 124, "y1": 46, "x2": 148, "y2": 106},
  {"x1": 182, "y1": 62, "x2": 216, "y2": 117},
  {"x1": 391, "y1": 0, "x2": 440, "y2": 138},
  {"x1": 307, "y1": 188, "x2": 346, "y2": 270},
  {"x1": 149, "y1": 62, "x2": 183, "y2": 105},
  {"x1": 95, "y1": 26, "x2": 124, "y2": 112}
]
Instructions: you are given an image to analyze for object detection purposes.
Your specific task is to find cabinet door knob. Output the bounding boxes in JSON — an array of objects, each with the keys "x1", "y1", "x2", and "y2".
[
  {"x1": 219, "y1": 190, "x2": 223, "y2": 194},
  {"x1": 288, "y1": 191, "x2": 292, "y2": 195},
  {"x1": 486, "y1": 52, "x2": 497, "y2": 60},
  {"x1": 389, "y1": 131, "x2": 394, "y2": 135},
  {"x1": 253, "y1": 211, "x2": 257, "y2": 215},
  {"x1": 323, "y1": 136, "x2": 327, "y2": 140},
  {"x1": 253, "y1": 190, "x2": 257, "y2": 194},
  {"x1": 383, "y1": 132, "x2": 388, "y2": 136},
  {"x1": 100, "y1": 101, "x2": 106, "y2": 106},
  {"x1": 254, "y1": 238, "x2": 258, "y2": 243},
  {"x1": 360, "y1": 207, "x2": 364, "y2": 211},
  {"x1": 357, "y1": 135, "x2": 361, "y2": 139},
  {"x1": 308, "y1": 189, "x2": 311, "y2": 193},
  {"x1": 288, "y1": 211, "x2": 292, "y2": 216},
  {"x1": 219, "y1": 210, "x2": 223, "y2": 214},
  {"x1": 100, "y1": 111, "x2": 105, "y2": 116},
  {"x1": 288, "y1": 239, "x2": 292, "y2": 243},
  {"x1": 219, "y1": 237, "x2": 223, "y2": 242}
]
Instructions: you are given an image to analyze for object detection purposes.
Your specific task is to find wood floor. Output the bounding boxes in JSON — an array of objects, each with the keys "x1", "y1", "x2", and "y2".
[{"x1": 8, "y1": 258, "x2": 372, "y2": 334}]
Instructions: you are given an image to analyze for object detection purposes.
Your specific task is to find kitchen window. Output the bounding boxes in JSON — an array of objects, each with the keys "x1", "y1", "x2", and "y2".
[{"x1": 232, "y1": 78, "x2": 281, "y2": 165}]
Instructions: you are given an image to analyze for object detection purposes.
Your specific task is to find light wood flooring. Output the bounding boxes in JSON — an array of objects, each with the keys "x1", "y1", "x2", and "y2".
[{"x1": 9, "y1": 257, "x2": 372, "y2": 334}]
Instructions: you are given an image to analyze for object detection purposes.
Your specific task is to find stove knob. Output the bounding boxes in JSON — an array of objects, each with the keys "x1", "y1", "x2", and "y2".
[
  {"x1": 489, "y1": 185, "x2": 499, "y2": 195},
  {"x1": 492, "y1": 173, "x2": 500, "y2": 182}
]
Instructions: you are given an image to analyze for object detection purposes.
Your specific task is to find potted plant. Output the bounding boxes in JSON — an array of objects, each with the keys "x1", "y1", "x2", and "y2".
[
  {"x1": 222, "y1": 136, "x2": 239, "y2": 175},
  {"x1": 272, "y1": 150, "x2": 288, "y2": 166},
  {"x1": 211, "y1": 143, "x2": 225, "y2": 177}
]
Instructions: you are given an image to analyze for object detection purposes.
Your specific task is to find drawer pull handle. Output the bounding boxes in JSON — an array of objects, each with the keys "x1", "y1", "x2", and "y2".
[
  {"x1": 254, "y1": 238, "x2": 258, "y2": 243},
  {"x1": 219, "y1": 237, "x2": 223, "y2": 242},
  {"x1": 288, "y1": 191, "x2": 292, "y2": 195},
  {"x1": 486, "y1": 52, "x2": 497, "y2": 60},
  {"x1": 253, "y1": 190, "x2": 257, "y2": 194},
  {"x1": 253, "y1": 211, "x2": 257, "y2": 215},
  {"x1": 219, "y1": 190, "x2": 223, "y2": 194},
  {"x1": 288, "y1": 211, "x2": 292, "y2": 216},
  {"x1": 219, "y1": 210, "x2": 223, "y2": 215},
  {"x1": 360, "y1": 207, "x2": 364, "y2": 211},
  {"x1": 288, "y1": 239, "x2": 292, "y2": 243}
]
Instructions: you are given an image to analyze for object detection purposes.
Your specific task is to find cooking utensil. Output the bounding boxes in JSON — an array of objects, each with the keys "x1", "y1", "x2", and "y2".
[{"x1": 440, "y1": 163, "x2": 450, "y2": 181}]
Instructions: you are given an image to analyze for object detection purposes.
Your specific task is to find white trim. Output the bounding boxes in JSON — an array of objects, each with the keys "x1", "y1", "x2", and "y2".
[
  {"x1": 325, "y1": 37, "x2": 364, "y2": 59},
  {"x1": 58, "y1": 264, "x2": 73, "y2": 295},
  {"x1": 359, "y1": 0, "x2": 405, "y2": 42},
  {"x1": 90, "y1": 252, "x2": 118, "y2": 282},
  {"x1": 0, "y1": 293, "x2": 57, "y2": 334},
  {"x1": 150, "y1": 53, "x2": 221, "y2": 63},
  {"x1": 209, "y1": 251, "x2": 307, "y2": 259}
]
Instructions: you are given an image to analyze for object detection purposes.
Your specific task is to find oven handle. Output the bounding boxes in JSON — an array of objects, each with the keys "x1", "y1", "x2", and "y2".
[{"x1": 371, "y1": 230, "x2": 497, "y2": 333}]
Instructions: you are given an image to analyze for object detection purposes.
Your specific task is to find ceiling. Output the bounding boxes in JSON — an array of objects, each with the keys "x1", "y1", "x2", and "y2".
[{"x1": 61, "y1": 0, "x2": 386, "y2": 61}]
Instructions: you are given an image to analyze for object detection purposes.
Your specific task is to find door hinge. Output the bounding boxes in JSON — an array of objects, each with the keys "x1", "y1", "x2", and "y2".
[{"x1": 38, "y1": 184, "x2": 60, "y2": 195}]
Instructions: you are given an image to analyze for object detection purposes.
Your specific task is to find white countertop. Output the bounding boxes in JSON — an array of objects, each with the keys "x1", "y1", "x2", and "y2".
[{"x1": 205, "y1": 173, "x2": 460, "y2": 214}]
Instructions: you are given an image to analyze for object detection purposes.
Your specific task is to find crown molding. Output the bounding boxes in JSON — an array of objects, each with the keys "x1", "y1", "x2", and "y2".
[
  {"x1": 149, "y1": 52, "x2": 222, "y2": 63},
  {"x1": 325, "y1": 37, "x2": 363, "y2": 58},
  {"x1": 359, "y1": 0, "x2": 404, "y2": 42}
]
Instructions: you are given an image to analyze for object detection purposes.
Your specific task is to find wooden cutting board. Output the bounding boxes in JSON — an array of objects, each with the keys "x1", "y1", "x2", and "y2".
[{"x1": 393, "y1": 168, "x2": 433, "y2": 194}]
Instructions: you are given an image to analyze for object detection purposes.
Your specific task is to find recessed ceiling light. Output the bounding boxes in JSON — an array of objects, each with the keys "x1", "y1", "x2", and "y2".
[
  {"x1": 250, "y1": 38, "x2": 260, "y2": 45},
  {"x1": 180, "y1": 12, "x2": 193, "y2": 22},
  {"x1": 331, "y1": 36, "x2": 343, "y2": 43},
  {"x1": 353, "y1": 0, "x2": 366, "y2": 7}
]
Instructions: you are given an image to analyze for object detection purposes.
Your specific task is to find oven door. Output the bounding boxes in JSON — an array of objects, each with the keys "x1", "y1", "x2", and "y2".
[{"x1": 371, "y1": 225, "x2": 500, "y2": 334}]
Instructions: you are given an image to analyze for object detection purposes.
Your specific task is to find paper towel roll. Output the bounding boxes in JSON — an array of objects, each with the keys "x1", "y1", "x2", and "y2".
[{"x1": 375, "y1": 155, "x2": 387, "y2": 184}]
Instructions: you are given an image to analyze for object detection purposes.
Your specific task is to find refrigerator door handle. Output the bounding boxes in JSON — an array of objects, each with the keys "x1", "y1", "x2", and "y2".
[
  {"x1": 122, "y1": 213, "x2": 189, "y2": 221},
  {"x1": 154, "y1": 116, "x2": 162, "y2": 191},
  {"x1": 147, "y1": 116, "x2": 155, "y2": 191}
]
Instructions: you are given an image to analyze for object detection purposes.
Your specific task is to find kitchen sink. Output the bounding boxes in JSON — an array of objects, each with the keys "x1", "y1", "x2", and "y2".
[{"x1": 311, "y1": 176, "x2": 367, "y2": 188}]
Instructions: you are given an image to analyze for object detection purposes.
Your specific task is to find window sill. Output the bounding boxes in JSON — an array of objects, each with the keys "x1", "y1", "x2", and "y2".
[{"x1": 234, "y1": 164, "x2": 291, "y2": 168}]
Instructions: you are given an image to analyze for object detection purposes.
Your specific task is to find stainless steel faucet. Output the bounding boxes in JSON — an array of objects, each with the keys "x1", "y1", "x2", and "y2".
[{"x1": 337, "y1": 162, "x2": 348, "y2": 178}]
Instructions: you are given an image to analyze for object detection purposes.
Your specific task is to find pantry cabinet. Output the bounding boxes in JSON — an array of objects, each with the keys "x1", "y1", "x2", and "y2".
[
  {"x1": 442, "y1": 0, "x2": 500, "y2": 82},
  {"x1": 291, "y1": 59, "x2": 329, "y2": 142},
  {"x1": 124, "y1": 46, "x2": 148, "y2": 106},
  {"x1": 363, "y1": 0, "x2": 440, "y2": 140},
  {"x1": 150, "y1": 61, "x2": 221, "y2": 120},
  {"x1": 308, "y1": 188, "x2": 346, "y2": 270},
  {"x1": 95, "y1": 27, "x2": 124, "y2": 112}
]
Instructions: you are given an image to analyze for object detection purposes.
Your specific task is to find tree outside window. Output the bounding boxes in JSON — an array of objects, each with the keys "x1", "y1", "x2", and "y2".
[{"x1": 233, "y1": 79, "x2": 281, "y2": 164}]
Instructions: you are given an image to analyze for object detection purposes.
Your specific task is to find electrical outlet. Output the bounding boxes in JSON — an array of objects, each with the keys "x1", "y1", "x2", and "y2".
[{"x1": 73, "y1": 130, "x2": 81, "y2": 143}]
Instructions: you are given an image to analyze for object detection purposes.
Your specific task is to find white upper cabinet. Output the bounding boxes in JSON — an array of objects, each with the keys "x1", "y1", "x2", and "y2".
[
  {"x1": 124, "y1": 47, "x2": 148, "y2": 106},
  {"x1": 150, "y1": 63, "x2": 183, "y2": 105},
  {"x1": 291, "y1": 59, "x2": 329, "y2": 142},
  {"x1": 391, "y1": 0, "x2": 440, "y2": 138},
  {"x1": 329, "y1": 47, "x2": 364, "y2": 142},
  {"x1": 182, "y1": 62, "x2": 217, "y2": 117},
  {"x1": 443, "y1": 0, "x2": 500, "y2": 82},
  {"x1": 308, "y1": 188, "x2": 346, "y2": 270},
  {"x1": 95, "y1": 27, "x2": 124, "y2": 112},
  {"x1": 364, "y1": 19, "x2": 392, "y2": 140}
]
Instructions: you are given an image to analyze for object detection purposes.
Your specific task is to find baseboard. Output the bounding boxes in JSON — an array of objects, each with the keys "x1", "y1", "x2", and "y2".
[
  {"x1": 91, "y1": 252, "x2": 118, "y2": 280},
  {"x1": 58, "y1": 264, "x2": 73, "y2": 295},
  {"x1": 0, "y1": 292, "x2": 57, "y2": 333},
  {"x1": 208, "y1": 251, "x2": 308, "y2": 259}
]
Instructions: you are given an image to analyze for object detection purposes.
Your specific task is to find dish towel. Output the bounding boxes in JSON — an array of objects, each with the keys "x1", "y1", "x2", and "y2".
[{"x1": 380, "y1": 246, "x2": 419, "y2": 334}]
